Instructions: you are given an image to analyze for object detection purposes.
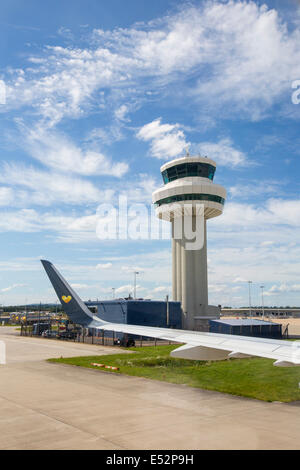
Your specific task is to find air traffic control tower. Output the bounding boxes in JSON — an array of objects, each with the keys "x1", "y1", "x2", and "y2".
[{"x1": 152, "y1": 154, "x2": 226, "y2": 331}]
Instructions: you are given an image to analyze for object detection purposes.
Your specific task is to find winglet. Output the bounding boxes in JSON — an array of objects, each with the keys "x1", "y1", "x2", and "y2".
[{"x1": 41, "y1": 259, "x2": 100, "y2": 327}]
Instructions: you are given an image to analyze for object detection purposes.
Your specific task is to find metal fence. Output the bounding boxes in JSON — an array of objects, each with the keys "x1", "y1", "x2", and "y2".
[{"x1": 19, "y1": 323, "x2": 174, "y2": 347}]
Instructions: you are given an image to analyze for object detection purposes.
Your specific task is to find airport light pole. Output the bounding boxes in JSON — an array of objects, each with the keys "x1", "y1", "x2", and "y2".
[
  {"x1": 166, "y1": 294, "x2": 169, "y2": 327},
  {"x1": 248, "y1": 281, "x2": 252, "y2": 318},
  {"x1": 260, "y1": 285, "x2": 265, "y2": 320},
  {"x1": 133, "y1": 272, "x2": 139, "y2": 300},
  {"x1": 38, "y1": 301, "x2": 41, "y2": 335}
]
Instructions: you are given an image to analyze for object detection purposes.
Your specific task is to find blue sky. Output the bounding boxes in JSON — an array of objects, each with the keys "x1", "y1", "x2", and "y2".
[{"x1": 0, "y1": 0, "x2": 300, "y2": 307}]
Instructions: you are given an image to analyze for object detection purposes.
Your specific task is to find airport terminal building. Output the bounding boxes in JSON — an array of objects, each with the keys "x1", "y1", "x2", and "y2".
[{"x1": 221, "y1": 307, "x2": 300, "y2": 318}]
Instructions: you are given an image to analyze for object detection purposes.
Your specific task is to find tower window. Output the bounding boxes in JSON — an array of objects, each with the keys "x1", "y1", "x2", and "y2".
[
  {"x1": 161, "y1": 162, "x2": 216, "y2": 184},
  {"x1": 155, "y1": 193, "x2": 225, "y2": 207}
]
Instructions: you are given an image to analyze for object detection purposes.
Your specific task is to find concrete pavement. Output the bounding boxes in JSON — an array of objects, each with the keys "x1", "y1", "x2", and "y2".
[{"x1": 0, "y1": 327, "x2": 299, "y2": 450}]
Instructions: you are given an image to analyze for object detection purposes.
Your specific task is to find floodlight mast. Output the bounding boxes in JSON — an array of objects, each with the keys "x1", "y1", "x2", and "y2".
[
  {"x1": 248, "y1": 281, "x2": 253, "y2": 318},
  {"x1": 260, "y1": 285, "x2": 265, "y2": 320},
  {"x1": 133, "y1": 271, "x2": 139, "y2": 300}
]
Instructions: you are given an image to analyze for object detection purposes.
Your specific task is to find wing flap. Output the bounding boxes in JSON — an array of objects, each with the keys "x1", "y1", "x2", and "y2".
[
  {"x1": 170, "y1": 344, "x2": 230, "y2": 361},
  {"x1": 228, "y1": 352, "x2": 252, "y2": 359},
  {"x1": 273, "y1": 360, "x2": 299, "y2": 368}
]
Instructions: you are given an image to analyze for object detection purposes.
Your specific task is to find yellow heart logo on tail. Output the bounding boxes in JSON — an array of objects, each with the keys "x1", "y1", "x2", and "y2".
[{"x1": 62, "y1": 295, "x2": 72, "y2": 303}]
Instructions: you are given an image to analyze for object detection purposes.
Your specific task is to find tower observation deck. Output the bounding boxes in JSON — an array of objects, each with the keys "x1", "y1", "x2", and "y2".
[{"x1": 152, "y1": 155, "x2": 226, "y2": 331}]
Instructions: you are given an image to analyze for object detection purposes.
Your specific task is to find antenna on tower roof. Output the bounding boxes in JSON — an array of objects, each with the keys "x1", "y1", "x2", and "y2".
[{"x1": 185, "y1": 147, "x2": 190, "y2": 157}]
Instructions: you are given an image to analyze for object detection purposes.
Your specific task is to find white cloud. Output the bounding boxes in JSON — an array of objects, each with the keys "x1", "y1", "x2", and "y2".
[
  {"x1": 3, "y1": 1, "x2": 300, "y2": 124},
  {"x1": 57, "y1": 27, "x2": 74, "y2": 41},
  {"x1": 24, "y1": 126, "x2": 128, "y2": 177},
  {"x1": 114, "y1": 104, "x2": 130, "y2": 121},
  {"x1": 214, "y1": 199, "x2": 300, "y2": 229},
  {"x1": 153, "y1": 286, "x2": 168, "y2": 293},
  {"x1": 70, "y1": 283, "x2": 90, "y2": 289},
  {"x1": 233, "y1": 277, "x2": 247, "y2": 283},
  {"x1": 0, "y1": 209, "x2": 40, "y2": 233},
  {"x1": 0, "y1": 187, "x2": 14, "y2": 206},
  {"x1": 96, "y1": 263, "x2": 112, "y2": 270},
  {"x1": 266, "y1": 283, "x2": 300, "y2": 295},
  {"x1": 1, "y1": 283, "x2": 26, "y2": 293},
  {"x1": 229, "y1": 181, "x2": 282, "y2": 199},
  {"x1": 0, "y1": 258, "x2": 42, "y2": 272},
  {"x1": 206, "y1": 236, "x2": 300, "y2": 305},
  {"x1": 137, "y1": 118, "x2": 189, "y2": 159},
  {"x1": 0, "y1": 209, "x2": 99, "y2": 234},
  {"x1": 121, "y1": 265, "x2": 144, "y2": 272},
  {"x1": 115, "y1": 284, "x2": 133, "y2": 295},
  {"x1": 86, "y1": 126, "x2": 123, "y2": 146},
  {"x1": 0, "y1": 164, "x2": 159, "y2": 209},
  {"x1": 91, "y1": 1, "x2": 300, "y2": 118},
  {"x1": 260, "y1": 240, "x2": 275, "y2": 247},
  {"x1": 208, "y1": 283, "x2": 228, "y2": 294},
  {"x1": 0, "y1": 163, "x2": 113, "y2": 206},
  {"x1": 196, "y1": 138, "x2": 247, "y2": 166}
]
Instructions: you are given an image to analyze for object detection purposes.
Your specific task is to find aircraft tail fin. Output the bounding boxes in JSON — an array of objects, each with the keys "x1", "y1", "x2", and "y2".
[{"x1": 41, "y1": 259, "x2": 97, "y2": 327}]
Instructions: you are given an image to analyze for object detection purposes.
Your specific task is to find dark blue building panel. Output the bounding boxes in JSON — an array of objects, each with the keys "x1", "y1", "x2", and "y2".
[{"x1": 85, "y1": 299, "x2": 182, "y2": 338}]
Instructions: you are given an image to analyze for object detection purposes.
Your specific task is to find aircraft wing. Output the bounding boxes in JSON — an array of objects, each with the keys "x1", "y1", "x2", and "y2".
[
  {"x1": 94, "y1": 321, "x2": 300, "y2": 366},
  {"x1": 41, "y1": 259, "x2": 300, "y2": 367}
]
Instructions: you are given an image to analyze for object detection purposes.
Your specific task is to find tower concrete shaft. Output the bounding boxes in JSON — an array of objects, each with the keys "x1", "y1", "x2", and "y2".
[{"x1": 172, "y1": 217, "x2": 208, "y2": 330}]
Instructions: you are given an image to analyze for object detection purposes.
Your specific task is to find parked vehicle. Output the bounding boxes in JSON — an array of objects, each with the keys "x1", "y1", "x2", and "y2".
[
  {"x1": 41, "y1": 329, "x2": 58, "y2": 338},
  {"x1": 57, "y1": 330, "x2": 77, "y2": 340},
  {"x1": 119, "y1": 337, "x2": 135, "y2": 347}
]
